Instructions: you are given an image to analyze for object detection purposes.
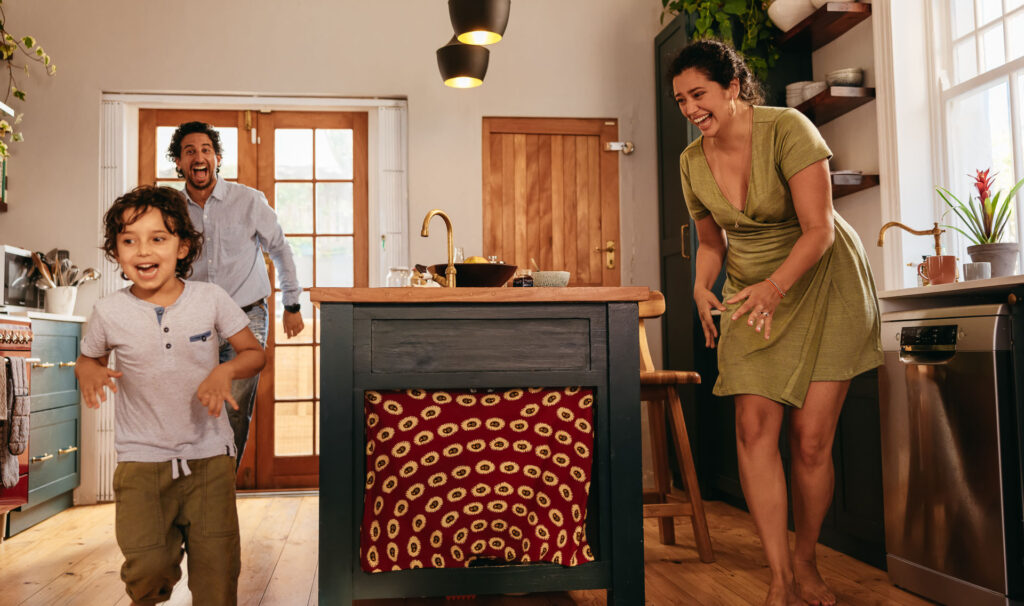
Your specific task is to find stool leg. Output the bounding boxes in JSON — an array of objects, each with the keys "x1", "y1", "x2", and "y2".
[
  {"x1": 666, "y1": 387, "x2": 714, "y2": 562},
  {"x1": 646, "y1": 397, "x2": 675, "y2": 545}
]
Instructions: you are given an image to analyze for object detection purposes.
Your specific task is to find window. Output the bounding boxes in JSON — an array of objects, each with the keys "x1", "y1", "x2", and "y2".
[{"x1": 934, "y1": 0, "x2": 1024, "y2": 265}]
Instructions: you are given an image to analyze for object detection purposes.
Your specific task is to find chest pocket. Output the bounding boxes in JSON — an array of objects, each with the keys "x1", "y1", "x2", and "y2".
[{"x1": 189, "y1": 330, "x2": 212, "y2": 343}]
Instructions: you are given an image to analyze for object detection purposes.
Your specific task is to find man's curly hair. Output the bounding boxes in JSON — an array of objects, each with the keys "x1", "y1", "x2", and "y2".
[
  {"x1": 166, "y1": 121, "x2": 223, "y2": 178},
  {"x1": 102, "y1": 185, "x2": 203, "y2": 279}
]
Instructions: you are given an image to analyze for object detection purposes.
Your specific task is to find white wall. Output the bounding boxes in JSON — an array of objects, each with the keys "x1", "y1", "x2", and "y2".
[{"x1": 0, "y1": 0, "x2": 666, "y2": 317}]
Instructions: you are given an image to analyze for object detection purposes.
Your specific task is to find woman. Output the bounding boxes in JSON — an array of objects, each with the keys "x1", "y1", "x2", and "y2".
[{"x1": 670, "y1": 40, "x2": 883, "y2": 606}]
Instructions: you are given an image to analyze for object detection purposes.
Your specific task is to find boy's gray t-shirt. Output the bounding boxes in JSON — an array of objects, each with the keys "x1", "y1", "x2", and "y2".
[{"x1": 81, "y1": 280, "x2": 250, "y2": 463}]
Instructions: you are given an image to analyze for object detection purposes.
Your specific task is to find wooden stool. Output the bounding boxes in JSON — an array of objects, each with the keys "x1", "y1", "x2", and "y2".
[{"x1": 639, "y1": 291, "x2": 714, "y2": 563}]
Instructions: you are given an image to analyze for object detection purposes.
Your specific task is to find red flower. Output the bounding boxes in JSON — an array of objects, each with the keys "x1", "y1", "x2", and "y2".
[{"x1": 973, "y1": 168, "x2": 994, "y2": 202}]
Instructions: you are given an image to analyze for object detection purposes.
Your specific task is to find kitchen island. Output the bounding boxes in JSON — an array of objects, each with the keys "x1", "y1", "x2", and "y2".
[{"x1": 311, "y1": 287, "x2": 648, "y2": 605}]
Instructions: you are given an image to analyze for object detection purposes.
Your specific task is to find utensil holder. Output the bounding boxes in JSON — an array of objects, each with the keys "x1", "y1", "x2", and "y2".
[{"x1": 45, "y1": 286, "x2": 77, "y2": 316}]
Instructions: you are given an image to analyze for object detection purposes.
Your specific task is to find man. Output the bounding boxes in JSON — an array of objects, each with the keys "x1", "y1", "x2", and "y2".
[{"x1": 168, "y1": 121, "x2": 304, "y2": 467}]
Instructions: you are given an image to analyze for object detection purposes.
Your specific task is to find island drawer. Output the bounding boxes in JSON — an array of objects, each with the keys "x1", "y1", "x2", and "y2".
[{"x1": 354, "y1": 304, "x2": 607, "y2": 376}]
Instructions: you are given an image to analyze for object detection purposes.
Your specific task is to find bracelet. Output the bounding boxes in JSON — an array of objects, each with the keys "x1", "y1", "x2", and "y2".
[{"x1": 766, "y1": 277, "x2": 786, "y2": 298}]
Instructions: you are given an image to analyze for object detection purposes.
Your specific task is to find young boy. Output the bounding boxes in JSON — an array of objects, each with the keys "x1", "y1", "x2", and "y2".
[{"x1": 75, "y1": 185, "x2": 265, "y2": 605}]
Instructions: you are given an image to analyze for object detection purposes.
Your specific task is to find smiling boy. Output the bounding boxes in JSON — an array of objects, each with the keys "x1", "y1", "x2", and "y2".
[{"x1": 75, "y1": 185, "x2": 265, "y2": 605}]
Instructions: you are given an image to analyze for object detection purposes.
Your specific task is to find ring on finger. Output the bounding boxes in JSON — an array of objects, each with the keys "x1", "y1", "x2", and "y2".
[{"x1": 759, "y1": 311, "x2": 770, "y2": 318}]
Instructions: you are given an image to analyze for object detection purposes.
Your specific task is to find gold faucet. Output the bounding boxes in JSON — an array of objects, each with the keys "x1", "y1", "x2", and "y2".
[
  {"x1": 877, "y1": 221, "x2": 945, "y2": 257},
  {"x1": 420, "y1": 209, "x2": 457, "y2": 287}
]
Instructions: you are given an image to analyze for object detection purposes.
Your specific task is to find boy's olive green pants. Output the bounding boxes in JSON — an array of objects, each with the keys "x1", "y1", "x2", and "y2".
[{"x1": 114, "y1": 455, "x2": 240, "y2": 605}]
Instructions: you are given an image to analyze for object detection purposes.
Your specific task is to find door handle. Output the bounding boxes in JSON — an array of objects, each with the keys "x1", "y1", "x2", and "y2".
[
  {"x1": 59, "y1": 446, "x2": 79, "y2": 455},
  {"x1": 593, "y1": 240, "x2": 616, "y2": 269},
  {"x1": 681, "y1": 224, "x2": 690, "y2": 260},
  {"x1": 31, "y1": 362, "x2": 54, "y2": 368},
  {"x1": 59, "y1": 361, "x2": 77, "y2": 368},
  {"x1": 32, "y1": 452, "x2": 53, "y2": 463}
]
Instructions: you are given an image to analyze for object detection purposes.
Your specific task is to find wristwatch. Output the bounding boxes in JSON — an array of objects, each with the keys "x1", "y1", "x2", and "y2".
[{"x1": 284, "y1": 303, "x2": 301, "y2": 314}]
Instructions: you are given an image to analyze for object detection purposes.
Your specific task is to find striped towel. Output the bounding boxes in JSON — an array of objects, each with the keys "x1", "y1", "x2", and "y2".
[
  {"x1": 7, "y1": 356, "x2": 28, "y2": 455},
  {"x1": 1, "y1": 357, "x2": 17, "y2": 488}
]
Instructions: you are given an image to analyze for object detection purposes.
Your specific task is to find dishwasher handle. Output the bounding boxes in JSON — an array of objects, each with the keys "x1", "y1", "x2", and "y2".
[{"x1": 899, "y1": 349, "x2": 956, "y2": 365}]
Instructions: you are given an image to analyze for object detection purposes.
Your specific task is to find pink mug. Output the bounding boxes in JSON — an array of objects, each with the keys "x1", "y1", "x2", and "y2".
[{"x1": 917, "y1": 255, "x2": 957, "y2": 285}]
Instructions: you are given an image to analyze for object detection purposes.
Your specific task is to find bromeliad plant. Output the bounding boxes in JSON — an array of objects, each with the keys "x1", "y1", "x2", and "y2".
[{"x1": 936, "y1": 168, "x2": 1024, "y2": 245}]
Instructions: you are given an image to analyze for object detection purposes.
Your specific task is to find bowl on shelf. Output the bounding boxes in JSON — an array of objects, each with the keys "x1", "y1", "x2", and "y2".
[
  {"x1": 532, "y1": 270, "x2": 571, "y2": 287},
  {"x1": 825, "y1": 67, "x2": 864, "y2": 87},
  {"x1": 428, "y1": 262, "x2": 517, "y2": 287},
  {"x1": 767, "y1": 0, "x2": 816, "y2": 33}
]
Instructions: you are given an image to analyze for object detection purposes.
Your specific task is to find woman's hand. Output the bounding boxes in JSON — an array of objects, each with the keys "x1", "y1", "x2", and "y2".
[
  {"x1": 726, "y1": 280, "x2": 782, "y2": 340},
  {"x1": 694, "y1": 286, "x2": 726, "y2": 348}
]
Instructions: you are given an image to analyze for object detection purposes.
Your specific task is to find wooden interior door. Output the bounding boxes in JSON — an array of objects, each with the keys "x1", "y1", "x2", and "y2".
[
  {"x1": 482, "y1": 117, "x2": 621, "y2": 286},
  {"x1": 138, "y1": 109, "x2": 368, "y2": 490}
]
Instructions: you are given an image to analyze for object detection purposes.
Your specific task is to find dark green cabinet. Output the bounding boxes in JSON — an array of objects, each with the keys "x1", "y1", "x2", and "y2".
[
  {"x1": 5, "y1": 316, "x2": 82, "y2": 537},
  {"x1": 654, "y1": 12, "x2": 885, "y2": 568}
]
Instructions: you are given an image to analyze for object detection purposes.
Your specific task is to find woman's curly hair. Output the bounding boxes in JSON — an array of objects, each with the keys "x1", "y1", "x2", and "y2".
[{"x1": 668, "y1": 39, "x2": 764, "y2": 105}]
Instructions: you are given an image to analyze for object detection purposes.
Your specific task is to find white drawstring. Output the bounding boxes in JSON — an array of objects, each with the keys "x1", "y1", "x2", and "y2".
[{"x1": 170, "y1": 458, "x2": 192, "y2": 480}]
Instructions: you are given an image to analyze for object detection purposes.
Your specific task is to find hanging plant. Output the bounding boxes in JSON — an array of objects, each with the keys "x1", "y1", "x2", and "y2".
[
  {"x1": 0, "y1": 0, "x2": 56, "y2": 157},
  {"x1": 661, "y1": 0, "x2": 779, "y2": 81}
]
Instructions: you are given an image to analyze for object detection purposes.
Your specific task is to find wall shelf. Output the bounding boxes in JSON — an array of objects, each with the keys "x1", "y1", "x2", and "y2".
[
  {"x1": 796, "y1": 86, "x2": 875, "y2": 126},
  {"x1": 779, "y1": 2, "x2": 872, "y2": 51},
  {"x1": 832, "y1": 173, "x2": 879, "y2": 199}
]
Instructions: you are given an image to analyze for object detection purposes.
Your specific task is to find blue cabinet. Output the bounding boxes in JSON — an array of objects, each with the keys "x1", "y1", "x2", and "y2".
[{"x1": 5, "y1": 316, "x2": 82, "y2": 537}]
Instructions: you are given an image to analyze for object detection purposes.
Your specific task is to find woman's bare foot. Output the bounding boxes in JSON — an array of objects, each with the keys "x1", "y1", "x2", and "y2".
[
  {"x1": 765, "y1": 578, "x2": 805, "y2": 606},
  {"x1": 794, "y1": 558, "x2": 836, "y2": 606}
]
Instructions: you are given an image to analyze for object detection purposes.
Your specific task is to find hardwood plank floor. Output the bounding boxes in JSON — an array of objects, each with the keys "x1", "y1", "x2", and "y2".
[{"x1": 0, "y1": 496, "x2": 935, "y2": 605}]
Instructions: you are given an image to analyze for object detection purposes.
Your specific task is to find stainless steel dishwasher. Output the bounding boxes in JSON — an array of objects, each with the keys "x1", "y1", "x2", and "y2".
[{"x1": 880, "y1": 304, "x2": 1023, "y2": 606}]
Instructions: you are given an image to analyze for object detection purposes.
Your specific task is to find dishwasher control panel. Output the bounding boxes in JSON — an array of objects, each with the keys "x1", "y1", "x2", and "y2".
[{"x1": 900, "y1": 324, "x2": 957, "y2": 353}]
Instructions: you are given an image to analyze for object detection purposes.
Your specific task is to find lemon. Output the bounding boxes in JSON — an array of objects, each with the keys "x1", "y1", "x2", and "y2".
[{"x1": 465, "y1": 256, "x2": 489, "y2": 264}]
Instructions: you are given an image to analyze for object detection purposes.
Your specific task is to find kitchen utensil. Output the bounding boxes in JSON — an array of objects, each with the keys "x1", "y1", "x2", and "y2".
[
  {"x1": 32, "y1": 252, "x2": 57, "y2": 288},
  {"x1": 57, "y1": 259, "x2": 72, "y2": 286},
  {"x1": 72, "y1": 267, "x2": 101, "y2": 286},
  {"x1": 530, "y1": 257, "x2": 540, "y2": 271},
  {"x1": 66, "y1": 265, "x2": 79, "y2": 286}
]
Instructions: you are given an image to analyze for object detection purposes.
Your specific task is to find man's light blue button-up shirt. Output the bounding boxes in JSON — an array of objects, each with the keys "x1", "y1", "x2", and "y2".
[{"x1": 184, "y1": 178, "x2": 301, "y2": 307}]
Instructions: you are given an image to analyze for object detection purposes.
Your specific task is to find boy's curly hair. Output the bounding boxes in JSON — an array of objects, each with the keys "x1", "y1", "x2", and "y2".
[{"x1": 102, "y1": 185, "x2": 203, "y2": 279}]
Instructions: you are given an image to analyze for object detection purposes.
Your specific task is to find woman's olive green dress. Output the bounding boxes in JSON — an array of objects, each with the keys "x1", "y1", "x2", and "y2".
[{"x1": 680, "y1": 106, "x2": 883, "y2": 408}]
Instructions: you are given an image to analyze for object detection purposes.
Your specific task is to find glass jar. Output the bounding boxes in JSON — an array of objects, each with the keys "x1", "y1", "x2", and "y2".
[
  {"x1": 512, "y1": 268, "x2": 533, "y2": 287},
  {"x1": 386, "y1": 267, "x2": 413, "y2": 287}
]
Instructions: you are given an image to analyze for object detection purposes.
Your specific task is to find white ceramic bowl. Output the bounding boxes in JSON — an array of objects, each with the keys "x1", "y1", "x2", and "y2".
[
  {"x1": 768, "y1": 0, "x2": 816, "y2": 33},
  {"x1": 825, "y1": 67, "x2": 864, "y2": 87},
  {"x1": 532, "y1": 271, "x2": 570, "y2": 287}
]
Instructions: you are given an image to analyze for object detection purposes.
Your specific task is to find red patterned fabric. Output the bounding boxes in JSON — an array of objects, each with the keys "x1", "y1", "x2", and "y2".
[{"x1": 360, "y1": 387, "x2": 595, "y2": 572}]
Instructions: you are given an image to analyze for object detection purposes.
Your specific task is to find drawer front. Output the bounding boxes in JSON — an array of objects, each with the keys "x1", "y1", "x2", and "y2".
[
  {"x1": 26, "y1": 404, "x2": 80, "y2": 507},
  {"x1": 30, "y1": 319, "x2": 81, "y2": 411},
  {"x1": 355, "y1": 304, "x2": 607, "y2": 375}
]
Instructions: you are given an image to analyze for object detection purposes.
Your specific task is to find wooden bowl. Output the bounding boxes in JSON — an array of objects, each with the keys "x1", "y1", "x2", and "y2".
[{"x1": 429, "y1": 263, "x2": 517, "y2": 287}]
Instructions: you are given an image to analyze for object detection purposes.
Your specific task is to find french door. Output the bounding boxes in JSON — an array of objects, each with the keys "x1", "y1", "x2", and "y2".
[{"x1": 139, "y1": 109, "x2": 368, "y2": 489}]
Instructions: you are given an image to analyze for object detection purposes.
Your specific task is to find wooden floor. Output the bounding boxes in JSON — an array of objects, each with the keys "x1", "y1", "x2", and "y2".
[{"x1": 0, "y1": 495, "x2": 935, "y2": 605}]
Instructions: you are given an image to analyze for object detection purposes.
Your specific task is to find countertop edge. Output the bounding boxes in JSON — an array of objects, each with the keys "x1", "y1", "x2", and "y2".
[
  {"x1": 310, "y1": 286, "x2": 651, "y2": 304},
  {"x1": 878, "y1": 274, "x2": 1024, "y2": 300}
]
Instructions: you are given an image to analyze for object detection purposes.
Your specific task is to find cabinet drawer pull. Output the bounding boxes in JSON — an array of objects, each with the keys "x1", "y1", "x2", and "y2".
[
  {"x1": 31, "y1": 362, "x2": 55, "y2": 369},
  {"x1": 26, "y1": 357, "x2": 41, "y2": 363},
  {"x1": 59, "y1": 361, "x2": 77, "y2": 368},
  {"x1": 31, "y1": 453, "x2": 54, "y2": 463},
  {"x1": 58, "y1": 446, "x2": 79, "y2": 455}
]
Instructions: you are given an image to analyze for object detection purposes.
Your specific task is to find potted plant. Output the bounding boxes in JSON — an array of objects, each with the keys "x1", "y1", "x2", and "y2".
[
  {"x1": 936, "y1": 168, "x2": 1023, "y2": 277},
  {"x1": 660, "y1": 0, "x2": 779, "y2": 80}
]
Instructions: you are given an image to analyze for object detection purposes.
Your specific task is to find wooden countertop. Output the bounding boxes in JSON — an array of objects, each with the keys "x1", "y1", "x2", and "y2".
[{"x1": 310, "y1": 286, "x2": 650, "y2": 304}]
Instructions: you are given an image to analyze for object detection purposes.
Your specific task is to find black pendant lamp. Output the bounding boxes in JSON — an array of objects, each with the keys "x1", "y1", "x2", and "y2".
[
  {"x1": 449, "y1": 0, "x2": 510, "y2": 46},
  {"x1": 436, "y1": 36, "x2": 489, "y2": 88}
]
